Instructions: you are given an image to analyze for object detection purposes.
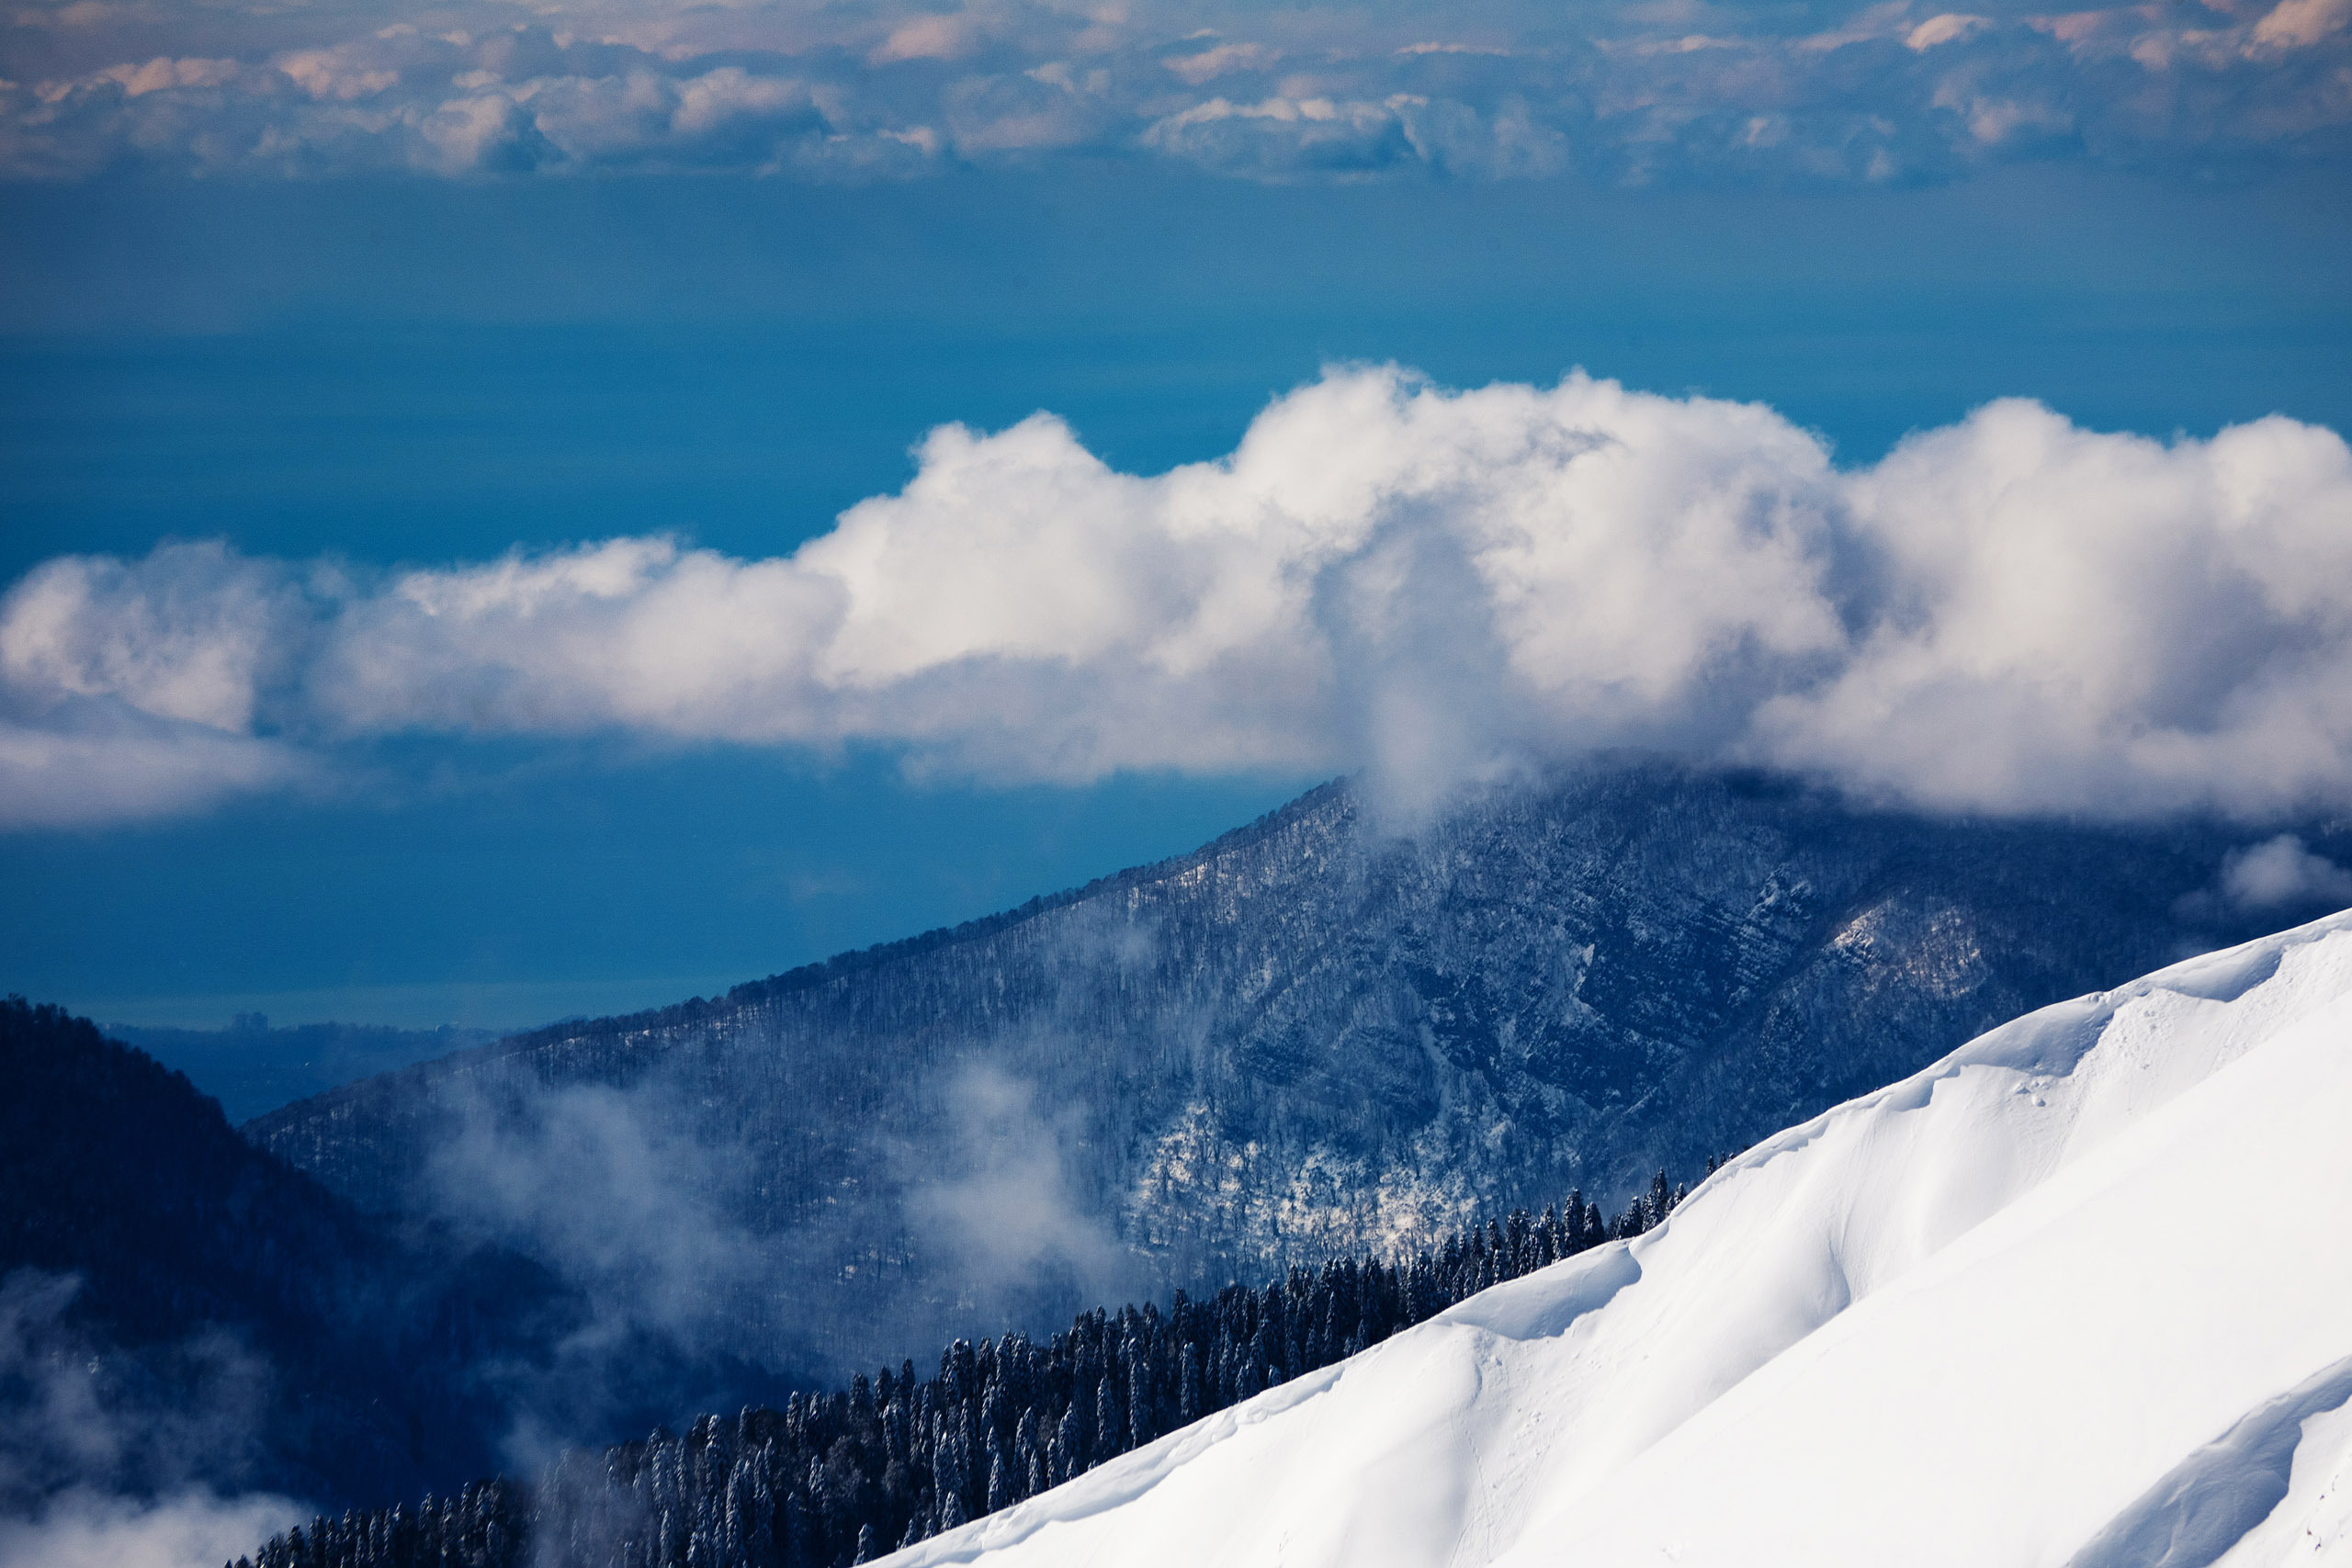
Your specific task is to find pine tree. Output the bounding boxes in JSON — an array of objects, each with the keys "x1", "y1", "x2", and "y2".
[{"x1": 232, "y1": 1164, "x2": 1741, "y2": 1568}]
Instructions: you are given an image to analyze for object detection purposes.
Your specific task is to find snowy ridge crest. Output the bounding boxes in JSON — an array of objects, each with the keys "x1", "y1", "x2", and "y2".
[{"x1": 893, "y1": 910, "x2": 2352, "y2": 1568}]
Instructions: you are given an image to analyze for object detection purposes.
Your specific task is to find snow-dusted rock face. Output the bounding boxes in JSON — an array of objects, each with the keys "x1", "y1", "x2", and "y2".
[
  {"x1": 246, "y1": 762, "x2": 2315, "y2": 1376},
  {"x1": 892, "y1": 914, "x2": 2352, "y2": 1568}
]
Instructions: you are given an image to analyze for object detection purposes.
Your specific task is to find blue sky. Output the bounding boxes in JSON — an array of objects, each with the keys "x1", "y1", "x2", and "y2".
[{"x1": 3, "y1": 0, "x2": 2350, "y2": 1029}]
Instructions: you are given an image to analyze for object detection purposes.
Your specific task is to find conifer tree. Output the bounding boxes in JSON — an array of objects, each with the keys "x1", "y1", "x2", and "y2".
[{"x1": 236, "y1": 1164, "x2": 1732, "y2": 1568}]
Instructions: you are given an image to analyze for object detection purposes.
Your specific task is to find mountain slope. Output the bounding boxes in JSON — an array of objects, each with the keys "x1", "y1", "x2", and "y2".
[
  {"x1": 104, "y1": 1018, "x2": 502, "y2": 1123},
  {"x1": 0, "y1": 1000, "x2": 793, "y2": 1516},
  {"x1": 889, "y1": 911, "x2": 2352, "y2": 1568},
  {"x1": 245, "y1": 762, "x2": 2327, "y2": 1375},
  {"x1": 0, "y1": 999, "x2": 540, "y2": 1510}
]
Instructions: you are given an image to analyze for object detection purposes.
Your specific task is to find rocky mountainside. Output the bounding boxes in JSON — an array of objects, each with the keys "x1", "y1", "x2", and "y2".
[{"x1": 245, "y1": 762, "x2": 2337, "y2": 1377}]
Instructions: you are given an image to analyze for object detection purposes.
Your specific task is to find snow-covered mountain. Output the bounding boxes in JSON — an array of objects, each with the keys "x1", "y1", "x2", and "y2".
[{"x1": 888, "y1": 911, "x2": 2352, "y2": 1568}]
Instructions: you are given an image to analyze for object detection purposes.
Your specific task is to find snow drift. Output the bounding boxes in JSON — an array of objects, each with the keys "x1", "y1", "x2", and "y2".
[{"x1": 888, "y1": 911, "x2": 2352, "y2": 1567}]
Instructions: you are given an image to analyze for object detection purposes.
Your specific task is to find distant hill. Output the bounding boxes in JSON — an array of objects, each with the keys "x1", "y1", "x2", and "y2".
[
  {"x1": 246, "y1": 761, "x2": 2341, "y2": 1379},
  {"x1": 0, "y1": 999, "x2": 795, "y2": 1516},
  {"x1": 105, "y1": 1018, "x2": 503, "y2": 1123}
]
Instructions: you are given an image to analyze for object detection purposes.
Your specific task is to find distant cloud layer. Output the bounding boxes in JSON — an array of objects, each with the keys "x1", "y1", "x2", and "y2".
[
  {"x1": 5, "y1": 367, "x2": 2352, "y2": 826},
  {"x1": 2, "y1": 0, "x2": 2347, "y2": 181}
]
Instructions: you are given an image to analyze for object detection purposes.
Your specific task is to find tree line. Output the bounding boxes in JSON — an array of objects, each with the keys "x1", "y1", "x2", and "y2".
[{"x1": 233, "y1": 1165, "x2": 1724, "y2": 1568}]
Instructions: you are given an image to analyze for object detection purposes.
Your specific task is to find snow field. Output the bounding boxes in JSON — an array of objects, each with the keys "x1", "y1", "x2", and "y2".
[{"x1": 887, "y1": 912, "x2": 2352, "y2": 1568}]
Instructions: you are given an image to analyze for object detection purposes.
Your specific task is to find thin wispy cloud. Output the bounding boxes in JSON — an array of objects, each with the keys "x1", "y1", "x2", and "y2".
[
  {"x1": 5, "y1": 367, "x2": 2350, "y2": 827},
  {"x1": 0, "y1": 1269, "x2": 304, "y2": 1568},
  {"x1": 1, "y1": 0, "x2": 2346, "y2": 181}
]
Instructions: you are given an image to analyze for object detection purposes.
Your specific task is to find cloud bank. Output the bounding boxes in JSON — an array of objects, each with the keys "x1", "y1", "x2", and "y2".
[
  {"x1": 1, "y1": 0, "x2": 2346, "y2": 182},
  {"x1": 6, "y1": 367, "x2": 2352, "y2": 827}
]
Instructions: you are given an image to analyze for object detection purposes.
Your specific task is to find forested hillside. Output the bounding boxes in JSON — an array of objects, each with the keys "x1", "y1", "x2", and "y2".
[
  {"x1": 232, "y1": 1166, "x2": 1711, "y2": 1568},
  {"x1": 247, "y1": 762, "x2": 2324, "y2": 1379},
  {"x1": 0, "y1": 1000, "x2": 789, "y2": 1515}
]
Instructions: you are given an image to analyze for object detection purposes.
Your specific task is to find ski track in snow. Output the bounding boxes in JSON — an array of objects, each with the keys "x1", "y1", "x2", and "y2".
[{"x1": 883, "y1": 911, "x2": 2352, "y2": 1568}]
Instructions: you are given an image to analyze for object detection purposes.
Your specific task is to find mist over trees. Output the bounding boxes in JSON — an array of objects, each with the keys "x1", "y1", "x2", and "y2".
[
  {"x1": 0, "y1": 998, "x2": 796, "y2": 1518},
  {"x1": 233, "y1": 1166, "x2": 1713, "y2": 1568},
  {"x1": 0, "y1": 998, "x2": 534, "y2": 1508},
  {"x1": 248, "y1": 764, "x2": 2324, "y2": 1382},
  {"x1": 15, "y1": 768, "x2": 2347, "y2": 1568}
]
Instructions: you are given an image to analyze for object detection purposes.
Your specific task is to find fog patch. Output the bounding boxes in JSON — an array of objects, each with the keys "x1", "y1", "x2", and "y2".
[
  {"x1": 426, "y1": 1080, "x2": 760, "y2": 1347},
  {"x1": 901, "y1": 1062, "x2": 1144, "y2": 1325},
  {"x1": 417, "y1": 1076, "x2": 806, "y2": 1461},
  {"x1": 2221, "y1": 835, "x2": 2352, "y2": 911},
  {"x1": 0, "y1": 1488, "x2": 302, "y2": 1568},
  {"x1": 0, "y1": 1269, "x2": 301, "y2": 1568}
]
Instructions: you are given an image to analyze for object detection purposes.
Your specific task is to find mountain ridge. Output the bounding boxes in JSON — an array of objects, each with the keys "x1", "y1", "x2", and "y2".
[
  {"x1": 243, "y1": 761, "x2": 2336, "y2": 1379},
  {"x1": 244, "y1": 778, "x2": 1351, "y2": 1127},
  {"x1": 0, "y1": 999, "x2": 804, "y2": 1517},
  {"x1": 881, "y1": 908, "x2": 2352, "y2": 1568}
]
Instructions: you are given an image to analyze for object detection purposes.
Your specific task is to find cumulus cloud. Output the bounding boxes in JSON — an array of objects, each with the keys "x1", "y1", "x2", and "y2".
[
  {"x1": 0, "y1": 0, "x2": 2344, "y2": 181},
  {"x1": 0, "y1": 540, "x2": 317, "y2": 828},
  {"x1": 5, "y1": 367, "x2": 2352, "y2": 825},
  {"x1": 1750, "y1": 400, "x2": 2352, "y2": 817}
]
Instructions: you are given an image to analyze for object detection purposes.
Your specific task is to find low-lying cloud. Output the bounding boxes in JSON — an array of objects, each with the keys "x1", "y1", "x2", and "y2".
[
  {"x1": 2219, "y1": 834, "x2": 2352, "y2": 909},
  {"x1": 1, "y1": 0, "x2": 2346, "y2": 183},
  {"x1": 900, "y1": 1062, "x2": 1142, "y2": 1314},
  {"x1": 6, "y1": 367, "x2": 2351, "y2": 827},
  {"x1": 0, "y1": 1269, "x2": 302, "y2": 1568},
  {"x1": 0, "y1": 1487, "x2": 302, "y2": 1568},
  {"x1": 425, "y1": 1081, "x2": 767, "y2": 1353},
  {"x1": 389, "y1": 1050, "x2": 1152, "y2": 1396}
]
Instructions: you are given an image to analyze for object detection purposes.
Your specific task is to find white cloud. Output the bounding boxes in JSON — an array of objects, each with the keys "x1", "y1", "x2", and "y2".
[
  {"x1": 0, "y1": 716, "x2": 309, "y2": 829},
  {"x1": 94, "y1": 56, "x2": 241, "y2": 96},
  {"x1": 1163, "y1": 41, "x2": 1274, "y2": 85},
  {"x1": 1749, "y1": 400, "x2": 2352, "y2": 818},
  {"x1": 1905, "y1": 14, "x2": 1992, "y2": 51},
  {"x1": 6, "y1": 367, "x2": 2352, "y2": 826},
  {"x1": 868, "y1": 11, "x2": 984, "y2": 65},
  {"x1": 2219, "y1": 834, "x2": 2352, "y2": 908},
  {"x1": 2253, "y1": 0, "x2": 2352, "y2": 49},
  {"x1": 312, "y1": 536, "x2": 846, "y2": 740},
  {"x1": 0, "y1": 1488, "x2": 302, "y2": 1568},
  {"x1": 0, "y1": 540, "x2": 303, "y2": 731},
  {"x1": 417, "y1": 92, "x2": 547, "y2": 173},
  {"x1": 0, "y1": 542, "x2": 318, "y2": 827},
  {"x1": 0, "y1": 0, "x2": 2342, "y2": 182}
]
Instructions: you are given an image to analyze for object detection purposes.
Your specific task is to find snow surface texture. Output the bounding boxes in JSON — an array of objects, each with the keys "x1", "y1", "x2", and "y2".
[{"x1": 888, "y1": 912, "x2": 2352, "y2": 1568}]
